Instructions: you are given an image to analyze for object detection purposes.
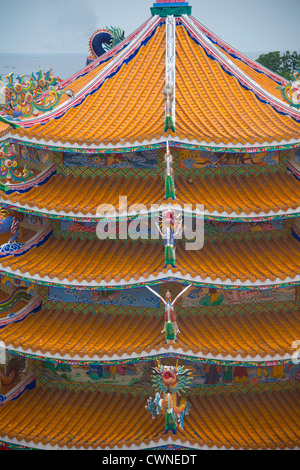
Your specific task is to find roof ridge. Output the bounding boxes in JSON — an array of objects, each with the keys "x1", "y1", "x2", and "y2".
[
  {"x1": 18, "y1": 15, "x2": 164, "y2": 129},
  {"x1": 57, "y1": 17, "x2": 156, "y2": 92},
  {"x1": 180, "y1": 14, "x2": 300, "y2": 121},
  {"x1": 190, "y1": 16, "x2": 289, "y2": 86}
]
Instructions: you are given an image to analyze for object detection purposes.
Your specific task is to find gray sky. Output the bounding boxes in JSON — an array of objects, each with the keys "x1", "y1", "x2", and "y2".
[{"x1": 0, "y1": 0, "x2": 299, "y2": 55}]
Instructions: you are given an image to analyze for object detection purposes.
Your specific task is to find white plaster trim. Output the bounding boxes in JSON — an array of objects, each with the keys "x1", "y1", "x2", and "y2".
[
  {"x1": 1, "y1": 435, "x2": 297, "y2": 451},
  {"x1": 165, "y1": 15, "x2": 176, "y2": 126},
  {"x1": 4, "y1": 132, "x2": 300, "y2": 150},
  {"x1": 3, "y1": 343, "x2": 293, "y2": 365},
  {"x1": 0, "y1": 265, "x2": 299, "y2": 289},
  {"x1": 191, "y1": 17, "x2": 289, "y2": 86},
  {"x1": 1, "y1": 198, "x2": 299, "y2": 221}
]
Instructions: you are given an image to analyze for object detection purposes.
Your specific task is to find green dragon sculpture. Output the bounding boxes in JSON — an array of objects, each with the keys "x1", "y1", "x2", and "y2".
[
  {"x1": 146, "y1": 361, "x2": 193, "y2": 434},
  {"x1": 0, "y1": 69, "x2": 69, "y2": 119}
]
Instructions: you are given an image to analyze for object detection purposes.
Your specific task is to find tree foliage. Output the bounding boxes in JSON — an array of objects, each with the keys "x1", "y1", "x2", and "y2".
[{"x1": 256, "y1": 51, "x2": 300, "y2": 80}]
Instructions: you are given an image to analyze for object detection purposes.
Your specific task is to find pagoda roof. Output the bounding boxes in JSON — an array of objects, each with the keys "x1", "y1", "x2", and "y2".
[
  {"x1": 5, "y1": 13, "x2": 300, "y2": 150},
  {"x1": 1, "y1": 170, "x2": 300, "y2": 220},
  {"x1": 9, "y1": 15, "x2": 166, "y2": 148},
  {"x1": 1, "y1": 304, "x2": 298, "y2": 362},
  {"x1": 0, "y1": 385, "x2": 298, "y2": 449},
  {"x1": 0, "y1": 233, "x2": 299, "y2": 288}
]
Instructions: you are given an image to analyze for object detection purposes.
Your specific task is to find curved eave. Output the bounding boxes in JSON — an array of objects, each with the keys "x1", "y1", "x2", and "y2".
[
  {"x1": 180, "y1": 15, "x2": 300, "y2": 123},
  {"x1": 1, "y1": 302, "x2": 297, "y2": 364},
  {"x1": 1, "y1": 200, "x2": 300, "y2": 223},
  {"x1": 3, "y1": 345, "x2": 295, "y2": 366},
  {"x1": 0, "y1": 387, "x2": 298, "y2": 450},
  {"x1": 1, "y1": 435, "x2": 298, "y2": 451},
  {"x1": 174, "y1": 23, "x2": 300, "y2": 146},
  {"x1": 0, "y1": 235, "x2": 299, "y2": 290},
  {"x1": 6, "y1": 14, "x2": 300, "y2": 148},
  {"x1": 1, "y1": 166, "x2": 300, "y2": 222},
  {"x1": 0, "y1": 250, "x2": 299, "y2": 289},
  {"x1": 15, "y1": 15, "x2": 164, "y2": 128},
  {"x1": 1, "y1": 267, "x2": 299, "y2": 290},
  {"x1": 9, "y1": 16, "x2": 167, "y2": 148},
  {"x1": 5, "y1": 131, "x2": 300, "y2": 152}
]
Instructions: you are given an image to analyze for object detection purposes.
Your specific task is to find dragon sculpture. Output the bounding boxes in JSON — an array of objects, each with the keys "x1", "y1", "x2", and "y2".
[
  {"x1": 86, "y1": 26, "x2": 125, "y2": 65},
  {"x1": 146, "y1": 361, "x2": 193, "y2": 434},
  {"x1": 0, "y1": 364, "x2": 17, "y2": 395},
  {"x1": 0, "y1": 69, "x2": 65, "y2": 120},
  {"x1": 0, "y1": 142, "x2": 33, "y2": 188},
  {"x1": 277, "y1": 68, "x2": 300, "y2": 109}
]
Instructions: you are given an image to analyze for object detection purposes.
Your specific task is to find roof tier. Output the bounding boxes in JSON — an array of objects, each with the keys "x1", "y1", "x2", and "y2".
[
  {"x1": 1, "y1": 305, "x2": 298, "y2": 361},
  {"x1": 191, "y1": 17, "x2": 288, "y2": 103},
  {"x1": 0, "y1": 386, "x2": 298, "y2": 449},
  {"x1": 6, "y1": 15, "x2": 300, "y2": 149},
  {"x1": 10, "y1": 18, "x2": 167, "y2": 147},
  {"x1": 56, "y1": 16, "x2": 157, "y2": 100},
  {"x1": 0, "y1": 232, "x2": 299, "y2": 287},
  {"x1": 1, "y1": 170, "x2": 299, "y2": 219},
  {"x1": 175, "y1": 22, "x2": 300, "y2": 146}
]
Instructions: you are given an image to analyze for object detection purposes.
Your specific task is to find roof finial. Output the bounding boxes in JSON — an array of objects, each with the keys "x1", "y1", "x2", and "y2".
[{"x1": 151, "y1": 0, "x2": 192, "y2": 17}]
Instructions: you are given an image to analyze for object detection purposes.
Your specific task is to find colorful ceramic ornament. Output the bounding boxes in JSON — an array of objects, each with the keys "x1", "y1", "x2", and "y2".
[{"x1": 146, "y1": 361, "x2": 192, "y2": 433}]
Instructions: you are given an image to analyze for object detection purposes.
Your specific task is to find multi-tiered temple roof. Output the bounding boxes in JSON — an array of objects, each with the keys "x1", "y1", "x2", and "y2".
[{"x1": 0, "y1": 0, "x2": 299, "y2": 451}]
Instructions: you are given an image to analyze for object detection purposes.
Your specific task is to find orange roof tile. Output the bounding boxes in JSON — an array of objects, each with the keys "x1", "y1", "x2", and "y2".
[
  {"x1": 12, "y1": 21, "x2": 166, "y2": 147},
  {"x1": 8, "y1": 17, "x2": 300, "y2": 149},
  {"x1": 0, "y1": 121, "x2": 10, "y2": 138},
  {"x1": 56, "y1": 17, "x2": 155, "y2": 101},
  {"x1": 176, "y1": 171, "x2": 300, "y2": 215},
  {"x1": 0, "y1": 233, "x2": 299, "y2": 287},
  {"x1": 192, "y1": 17, "x2": 287, "y2": 103},
  {"x1": 0, "y1": 174, "x2": 165, "y2": 217},
  {"x1": 1, "y1": 170, "x2": 299, "y2": 218},
  {"x1": 0, "y1": 305, "x2": 298, "y2": 360},
  {"x1": 175, "y1": 23, "x2": 300, "y2": 145},
  {"x1": 0, "y1": 386, "x2": 298, "y2": 449}
]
